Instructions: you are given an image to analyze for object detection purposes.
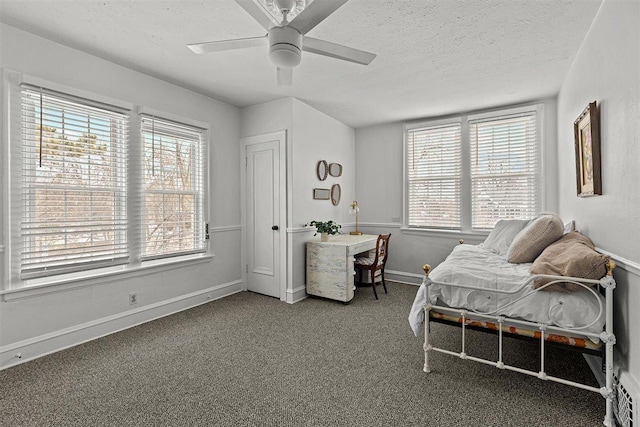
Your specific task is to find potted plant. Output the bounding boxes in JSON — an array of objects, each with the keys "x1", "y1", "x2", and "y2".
[{"x1": 306, "y1": 220, "x2": 341, "y2": 242}]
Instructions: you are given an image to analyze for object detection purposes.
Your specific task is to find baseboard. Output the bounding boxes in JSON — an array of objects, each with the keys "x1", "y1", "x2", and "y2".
[
  {"x1": 0, "y1": 279, "x2": 243, "y2": 371},
  {"x1": 386, "y1": 269, "x2": 423, "y2": 285},
  {"x1": 286, "y1": 285, "x2": 307, "y2": 304}
]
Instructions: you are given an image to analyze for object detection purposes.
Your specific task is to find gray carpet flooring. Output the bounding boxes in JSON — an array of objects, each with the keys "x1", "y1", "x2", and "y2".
[{"x1": 0, "y1": 282, "x2": 605, "y2": 426}]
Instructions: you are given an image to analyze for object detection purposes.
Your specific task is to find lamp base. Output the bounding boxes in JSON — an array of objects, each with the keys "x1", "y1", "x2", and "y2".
[{"x1": 349, "y1": 231, "x2": 363, "y2": 235}]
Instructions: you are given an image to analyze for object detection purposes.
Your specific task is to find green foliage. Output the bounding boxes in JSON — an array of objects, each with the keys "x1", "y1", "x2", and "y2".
[{"x1": 306, "y1": 220, "x2": 341, "y2": 236}]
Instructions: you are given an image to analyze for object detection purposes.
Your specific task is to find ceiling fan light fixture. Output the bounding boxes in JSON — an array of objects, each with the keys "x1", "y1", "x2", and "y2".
[
  {"x1": 268, "y1": 26, "x2": 302, "y2": 67},
  {"x1": 270, "y1": 45, "x2": 301, "y2": 67}
]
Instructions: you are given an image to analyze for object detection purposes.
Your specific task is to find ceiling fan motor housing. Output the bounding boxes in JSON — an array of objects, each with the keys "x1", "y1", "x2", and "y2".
[{"x1": 268, "y1": 26, "x2": 302, "y2": 68}]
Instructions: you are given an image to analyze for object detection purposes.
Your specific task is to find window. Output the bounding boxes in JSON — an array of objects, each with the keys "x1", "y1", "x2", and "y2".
[
  {"x1": 20, "y1": 87, "x2": 128, "y2": 279},
  {"x1": 406, "y1": 121, "x2": 462, "y2": 229},
  {"x1": 10, "y1": 80, "x2": 209, "y2": 288},
  {"x1": 470, "y1": 111, "x2": 539, "y2": 228},
  {"x1": 141, "y1": 116, "x2": 205, "y2": 259},
  {"x1": 405, "y1": 105, "x2": 541, "y2": 232}
]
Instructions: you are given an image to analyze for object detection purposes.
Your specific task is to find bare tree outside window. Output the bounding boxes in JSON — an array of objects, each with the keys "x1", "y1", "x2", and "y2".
[{"x1": 141, "y1": 117, "x2": 203, "y2": 259}]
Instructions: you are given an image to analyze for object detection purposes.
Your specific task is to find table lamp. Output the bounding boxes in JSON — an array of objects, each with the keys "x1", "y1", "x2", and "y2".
[{"x1": 348, "y1": 200, "x2": 362, "y2": 235}]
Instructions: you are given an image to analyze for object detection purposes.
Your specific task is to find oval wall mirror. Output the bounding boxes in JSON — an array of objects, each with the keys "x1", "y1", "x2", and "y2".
[
  {"x1": 331, "y1": 184, "x2": 341, "y2": 206},
  {"x1": 328, "y1": 163, "x2": 343, "y2": 177},
  {"x1": 316, "y1": 160, "x2": 328, "y2": 181}
]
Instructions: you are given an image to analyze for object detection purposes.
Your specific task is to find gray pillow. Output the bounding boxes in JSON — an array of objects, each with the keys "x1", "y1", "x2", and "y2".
[
  {"x1": 507, "y1": 214, "x2": 564, "y2": 263},
  {"x1": 482, "y1": 219, "x2": 529, "y2": 256}
]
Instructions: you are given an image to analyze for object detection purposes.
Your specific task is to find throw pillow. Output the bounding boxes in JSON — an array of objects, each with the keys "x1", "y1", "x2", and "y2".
[
  {"x1": 530, "y1": 231, "x2": 609, "y2": 292},
  {"x1": 482, "y1": 219, "x2": 529, "y2": 256},
  {"x1": 507, "y1": 213, "x2": 564, "y2": 263}
]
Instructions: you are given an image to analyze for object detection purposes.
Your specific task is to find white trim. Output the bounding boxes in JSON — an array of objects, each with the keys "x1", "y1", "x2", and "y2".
[
  {"x1": 404, "y1": 116, "x2": 462, "y2": 131},
  {"x1": 359, "y1": 222, "x2": 402, "y2": 229},
  {"x1": 288, "y1": 226, "x2": 315, "y2": 233},
  {"x1": 467, "y1": 103, "x2": 540, "y2": 122},
  {"x1": 400, "y1": 227, "x2": 488, "y2": 241},
  {"x1": 1, "y1": 254, "x2": 214, "y2": 301},
  {"x1": 0, "y1": 279, "x2": 243, "y2": 371},
  {"x1": 285, "y1": 285, "x2": 307, "y2": 304},
  {"x1": 596, "y1": 247, "x2": 640, "y2": 277},
  {"x1": 210, "y1": 225, "x2": 242, "y2": 233},
  {"x1": 18, "y1": 71, "x2": 133, "y2": 111},
  {"x1": 136, "y1": 106, "x2": 209, "y2": 130},
  {"x1": 386, "y1": 269, "x2": 423, "y2": 285}
]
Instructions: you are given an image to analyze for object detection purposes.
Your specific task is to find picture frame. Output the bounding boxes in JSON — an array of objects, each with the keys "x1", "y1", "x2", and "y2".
[
  {"x1": 328, "y1": 163, "x2": 343, "y2": 177},
  {"x1": 330, "y1": 183, "x2": 341, "y2": 206},
  {"x1": 574, "y1": 101, "x2": 602, "y2": 197},
  {"x1": 313, "y1": 188, "x2": 330, "y2": 200},
  {"x1": 316, "y1": 160, "x2": 328, "y2": 181}
]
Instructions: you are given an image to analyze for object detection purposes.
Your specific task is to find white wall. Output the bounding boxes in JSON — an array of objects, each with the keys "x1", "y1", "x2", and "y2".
[
  {"x1": 240, "y1": 98, "x2": 355, "y2": 300},
  {"x1": 0, "y1": 24, "x2": 242, "y2": 369},
  {"x1": 556, "y1": 0, "x2": 640, "y2": 390},
  {"x1": 291, "y1": 99, "x2": 356, "y2": 294},
  {"x1": 354, "y1": 99, "x2": 559, "y2": 281}
]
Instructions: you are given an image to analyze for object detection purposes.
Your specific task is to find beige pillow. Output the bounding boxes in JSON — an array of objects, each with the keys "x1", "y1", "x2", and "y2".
[
  {"x1": 530, "y1": 232, "x2": 609, "y2": 292},
  {"x1": 507, "y1": 214, "x2": 564, "y2": 263}
]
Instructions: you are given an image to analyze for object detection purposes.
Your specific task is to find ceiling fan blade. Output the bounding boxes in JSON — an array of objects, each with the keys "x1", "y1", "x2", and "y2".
[
  {"x1": 288, "y1": 0, "x2": 348, "y2": 34},
  {"x1": 235, "y1": 0, "x2": 280, "y2": 31},
  {"x1": 187, "y1": 36, "x2": 267, "y2": 54},
  {"x1": 277, "y1": 67, "x2": 293, "y2": 86},
  {"x1": 302, "y1": 36, "x2": 376, "y2": 65}
]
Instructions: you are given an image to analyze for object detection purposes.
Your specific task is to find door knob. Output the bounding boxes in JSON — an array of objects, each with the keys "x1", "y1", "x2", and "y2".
[{"x1": 272, "y1": 225, "x2": 279, "y2": 231}]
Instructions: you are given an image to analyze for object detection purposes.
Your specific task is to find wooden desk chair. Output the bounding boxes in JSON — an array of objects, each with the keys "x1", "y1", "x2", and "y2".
[{"x1": 354, "y1": 234, "x2": 391, "y2": 299}]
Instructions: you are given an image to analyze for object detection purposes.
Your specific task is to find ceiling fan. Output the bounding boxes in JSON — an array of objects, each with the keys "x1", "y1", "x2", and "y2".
[{"x1": 187, "y1": 0, "x2": 377, "y2": 86}]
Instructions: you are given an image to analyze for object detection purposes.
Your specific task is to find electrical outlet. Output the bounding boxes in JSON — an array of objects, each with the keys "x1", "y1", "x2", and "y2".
[{"x1": 129, "y1": 292, "x2": 137, "y2": 305}]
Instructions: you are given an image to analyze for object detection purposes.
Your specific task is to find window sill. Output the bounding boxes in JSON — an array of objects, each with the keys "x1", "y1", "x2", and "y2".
[
  {"x1": 400, "y1": 227, "x2": 489, "y2": 241},
  {"x1": 1, "y1": 253, "x2": 214, "y2": 302}
]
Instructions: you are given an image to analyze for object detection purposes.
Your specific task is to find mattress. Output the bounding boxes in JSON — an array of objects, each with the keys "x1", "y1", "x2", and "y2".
[{"x1": 409, "y1": 244, "x2": 605, "y2": 339}]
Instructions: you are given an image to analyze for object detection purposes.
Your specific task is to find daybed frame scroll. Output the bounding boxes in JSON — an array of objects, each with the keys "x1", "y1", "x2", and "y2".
[{"x1": 421, "y1": 261, "x2": 617, "y2": 427}]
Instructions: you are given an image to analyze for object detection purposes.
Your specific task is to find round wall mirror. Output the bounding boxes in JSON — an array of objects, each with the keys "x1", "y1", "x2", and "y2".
[
  {"x1": 328, "y1": 163, "x2": 343, "y2": 177},
  {"x1": 331, "y1": 184, "x2": 341, "y2": 206},
  {"x1": 316, "y1": 160, "x2": 328, "y2": 181}
]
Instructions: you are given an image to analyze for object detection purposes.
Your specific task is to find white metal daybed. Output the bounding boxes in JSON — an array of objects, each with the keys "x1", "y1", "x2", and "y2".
[{"x1": 408, "y1": 215, "x2": 617, "y2": 426}]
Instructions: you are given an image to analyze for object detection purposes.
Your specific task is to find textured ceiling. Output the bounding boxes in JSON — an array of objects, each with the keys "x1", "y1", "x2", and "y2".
[{"x1": 0, "y1": 0, "x2": 602, "y2": 128}]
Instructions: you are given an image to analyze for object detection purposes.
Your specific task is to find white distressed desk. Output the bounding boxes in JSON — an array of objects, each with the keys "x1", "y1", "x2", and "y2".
[{"x1": 306, "y1": 234, "x2": 378, "y2": 302}]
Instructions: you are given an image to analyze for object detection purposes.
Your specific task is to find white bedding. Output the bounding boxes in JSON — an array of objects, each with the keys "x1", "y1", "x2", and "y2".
[{"x1": 409, "y1": 244, "x2": 605, "y2": 338}]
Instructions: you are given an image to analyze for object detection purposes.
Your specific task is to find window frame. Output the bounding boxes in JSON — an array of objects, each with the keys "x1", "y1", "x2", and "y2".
[
  {"x1": 140, "y1": 114, "x2": 207, "y2": 261},
  {"x1": 403, "y1": 103, "x2": 544, "y2": 235},
  {"x1": 18, "y1": 85, "x2": 130, "y2": 280},
  {"x1": 3, "y1": 74, "x2": 210, "y2": 292},
  {"x1": 404, "y1": 117, "x2": 463, "y2": 230}
]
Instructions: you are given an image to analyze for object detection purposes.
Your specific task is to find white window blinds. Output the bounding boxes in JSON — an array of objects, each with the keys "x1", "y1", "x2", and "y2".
[
  {"x1": 406, "y1": 122, "x2": 462, "y2": 229},
  {"x1": 20, "y1": 87, "x2": 129, "y2": 279},
  {"x1": 470, "y1": 111, "x2": 539, "y2": 229},
  {"x1": 141, "y1": 115, "x2": 205, "y2": 259}
]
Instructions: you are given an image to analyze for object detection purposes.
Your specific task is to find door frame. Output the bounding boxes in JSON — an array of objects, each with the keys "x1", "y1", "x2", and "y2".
[{"x1": 240, "y1": 130, "x2": 287, "y2": 301}]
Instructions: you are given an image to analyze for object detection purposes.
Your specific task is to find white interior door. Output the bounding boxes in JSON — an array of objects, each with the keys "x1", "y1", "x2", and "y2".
[{"x1": 244, "y1": 135, "x2": 282, "y2": 298}]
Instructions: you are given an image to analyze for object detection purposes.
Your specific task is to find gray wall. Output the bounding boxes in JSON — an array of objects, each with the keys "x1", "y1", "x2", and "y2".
[
  {"x1": 240, "y1": 98, "x2": 356, "y2": 301},
  {"x1": 0, "y1": 24, "x2": 243, "y2": 369},
  {"x1": 556, "y1": 0, "x2": 640, "y2": 392}
]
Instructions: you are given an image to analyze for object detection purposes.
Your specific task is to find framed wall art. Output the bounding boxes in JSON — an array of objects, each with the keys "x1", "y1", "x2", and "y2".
[
  {"x1": 313, "y1": 188, "x2": 330, "y2": 200},
  {"x1": 574, "y1": 101, "x2": 602, "y2": 197},
  {"x1": 316, "y1": 160, "x2": 328, "y2": 181}
]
